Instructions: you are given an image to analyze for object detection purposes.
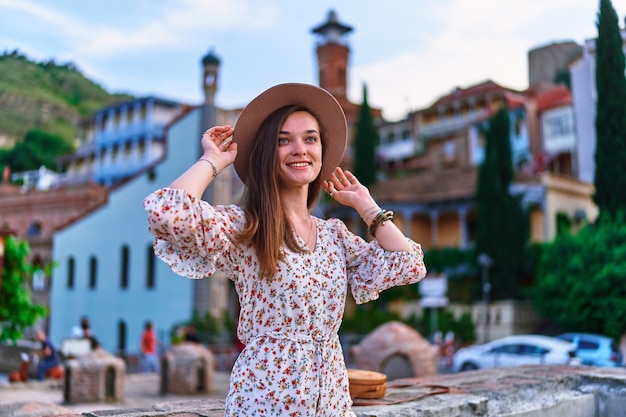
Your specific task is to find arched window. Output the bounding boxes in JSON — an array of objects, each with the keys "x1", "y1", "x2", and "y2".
[
  {"x1": 121, "y1": 245, "x2": 130, "y2": 289},
  {"x1": 31, "y1": 255, "x2": 46, "y2": 291},
  {"x1": 146, "y1": 244, "x2": 156, "y2": 289},
  {"x1": 117, "y1": 320, "x2": 127, "y2": 358},
  {"x1": 25, "y1": 221, "x2": 42, "y2": 237},
  {"x1": 67, "y1": 257, "x2": 75, "y2": 289},
  {"x1": 89, "y1": 256, "x2": 97, "y2": 289}
]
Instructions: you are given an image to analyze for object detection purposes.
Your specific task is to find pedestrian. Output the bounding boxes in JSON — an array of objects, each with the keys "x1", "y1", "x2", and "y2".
[
  {"x1": 71, "y1": 315, "x2": 90, "y2": 338},
  {"x1": 35, "y1": 330, "x2": 60, "y2": 380},
  {"x1": 144, "y1": 83, "x2": 427, "y2": 416},
  {"x1": 183, "y1": 325, "x2": 200, "y2": 343},
  {"x1": 140, "y1": 320, "x2": 160, "y2": 373}
]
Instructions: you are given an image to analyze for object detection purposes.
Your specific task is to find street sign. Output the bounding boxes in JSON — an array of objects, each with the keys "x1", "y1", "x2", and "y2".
[{"x1": 419, "y1": 276, "x2": 448, "y2": 307}]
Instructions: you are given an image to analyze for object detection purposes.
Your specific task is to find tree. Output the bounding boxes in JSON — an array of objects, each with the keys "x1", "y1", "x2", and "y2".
[
  {"x1": 532, "y1": 216, "x2": 626, "y2": 338},
  {"x1": 0, "y1": 129, "x2": 73, "y2": 175},
  {"x1": 0, "y1": 235, "x2": 47, "y2": 343},
  {"x1": 352, "y1": 84, "x2": 379, "y2": 186},
  {"x1": 475, "y1": 107, "x2": 528, "y2": 300},
  {"x1": 593, "y1": 0, "x2": 626, "y2": 219}
]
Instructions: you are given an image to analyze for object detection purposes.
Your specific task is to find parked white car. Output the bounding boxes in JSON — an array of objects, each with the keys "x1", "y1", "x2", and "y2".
[{"x1": 453, "y1": 334, "x2": 581, "y2": 372}]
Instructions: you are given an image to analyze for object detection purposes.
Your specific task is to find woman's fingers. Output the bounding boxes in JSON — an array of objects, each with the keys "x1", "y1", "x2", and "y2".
[{"x1": 202, "y1": 126, "x2": 234, "y2": 153}]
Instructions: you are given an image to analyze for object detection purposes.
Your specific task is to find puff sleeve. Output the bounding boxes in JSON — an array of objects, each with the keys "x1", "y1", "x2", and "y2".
[{"x1": 143, "y1": 187, "x2": 244, "y2": 279}]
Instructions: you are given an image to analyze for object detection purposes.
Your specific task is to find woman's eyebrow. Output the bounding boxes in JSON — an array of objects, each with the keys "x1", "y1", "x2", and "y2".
[{"x1": 279, "y1": 129, "x2": 320, "y2": 135}]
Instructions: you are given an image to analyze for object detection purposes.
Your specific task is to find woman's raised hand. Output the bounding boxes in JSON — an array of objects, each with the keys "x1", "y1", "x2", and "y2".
[
  {"x1": 201, "y1": 125, "x2": 237, "y2": 170},
  {"x1": 323, "y1": 167, "x2": 376, "y2": 212}
]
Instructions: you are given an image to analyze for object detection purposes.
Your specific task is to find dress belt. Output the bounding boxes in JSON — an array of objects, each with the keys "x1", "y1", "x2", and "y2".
[{"x1": 251, "y1": 331, "x2": 336, "y2": 345}]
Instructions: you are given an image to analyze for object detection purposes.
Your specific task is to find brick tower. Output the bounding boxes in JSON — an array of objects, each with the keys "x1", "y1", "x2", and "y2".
[{"x1": 311, "y1": 10, "x2": 353, "y2": 101}]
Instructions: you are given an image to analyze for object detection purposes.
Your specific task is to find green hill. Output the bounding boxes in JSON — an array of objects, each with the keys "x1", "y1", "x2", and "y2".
[{"x1": 0, "y1": 50, "x2": 133, "y2": 149}]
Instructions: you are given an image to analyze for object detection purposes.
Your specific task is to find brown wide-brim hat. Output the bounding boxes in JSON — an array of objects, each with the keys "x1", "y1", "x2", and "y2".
[{"x1": 233, "y1": 83, "x2": 347, "y2": 183}]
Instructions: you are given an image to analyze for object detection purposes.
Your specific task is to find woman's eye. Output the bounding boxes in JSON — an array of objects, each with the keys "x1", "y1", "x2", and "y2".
[
  {"x1": 306, "y1": 136, "x2": 317, "y2": 143},
  {"x1": 278, "y1": 137, "x2": 289, "y2": 145}
]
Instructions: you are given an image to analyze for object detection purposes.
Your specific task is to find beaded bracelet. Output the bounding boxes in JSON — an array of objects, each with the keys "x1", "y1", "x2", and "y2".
[
  {"x1": 198, "y1": 158, "x2": 218, "y2": 179},
  {"x1": 369, "y1": 210, "x2": 394, "y2": 237}
]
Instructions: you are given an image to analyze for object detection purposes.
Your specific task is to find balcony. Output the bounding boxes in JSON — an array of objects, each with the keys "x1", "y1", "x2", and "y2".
[
  {"x1": 377, "y1": 139, "x2": 416, "y2": 162},
  {"x1": 420, "y1": 110, "x2": 488, "y2": 139}
]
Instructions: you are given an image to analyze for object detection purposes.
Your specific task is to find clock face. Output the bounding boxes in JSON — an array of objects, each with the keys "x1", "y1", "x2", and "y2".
[{"x1": 205, "y1": 73, "x2": 215, "y2": 86}]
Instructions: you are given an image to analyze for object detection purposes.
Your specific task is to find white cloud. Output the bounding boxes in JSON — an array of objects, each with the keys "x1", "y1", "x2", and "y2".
[{"x1": 349, "y1": 0, "x2": 609, "y2": 120}]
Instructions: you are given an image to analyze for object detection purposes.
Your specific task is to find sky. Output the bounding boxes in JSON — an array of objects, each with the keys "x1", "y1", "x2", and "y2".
[{"x1": 1, "y1": 0, "x2": 625, "y2": 121}]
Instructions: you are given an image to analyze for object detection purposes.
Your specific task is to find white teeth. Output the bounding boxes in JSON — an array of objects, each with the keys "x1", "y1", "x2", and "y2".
[{"x1": 289, "y1": 162, "x2": 310, "y2": 167}]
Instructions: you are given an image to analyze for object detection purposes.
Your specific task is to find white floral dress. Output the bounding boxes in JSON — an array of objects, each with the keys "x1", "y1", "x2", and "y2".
[{"x1": 144, "y1": 188, "x2": 427, "y2": 416}]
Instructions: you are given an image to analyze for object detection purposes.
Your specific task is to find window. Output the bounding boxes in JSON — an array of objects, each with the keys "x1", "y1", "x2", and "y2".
[
  {"x1": 67, "y1": 257, "x2": 75, "y2": 289},
  {"x1": 545, "y1": 114, "x2": 573, "y2": 137},
  {"x1": 444, "y1": 141, "x2": 456, "y2": 160},
  {"x1": 492, "y1": 344, "x2": 520, "y2": 354},
  {"x1": 89, "y1": 256, "x2": 97, "y2": 289},
  {"x1": 146, "y1": 244, "x2": 156, "y2": 289},
  {"x1": 25, "y1": 221, "x2": 42, "y2": 237},
  {"x1": 32, "y1": 268, "x2": 46, "y2": 291},
  {"x1": 514, "y1": 114, "x2": 524, "y2": 136},
  {"x1": 121, "y1": 245, "x2": 130, "y2": 289},
  {"x1": 124, "y1": 141, "x2": 132, "y2": 157},
  {"x1": 520, "y1": 344, "x2": 549, "y2": 355},
  {"x1": 579, "y1": 340, "x2": 599, "y2": 350},
  {"x1": 117, "y1": 320, "x2": 127, "y2": 356}
]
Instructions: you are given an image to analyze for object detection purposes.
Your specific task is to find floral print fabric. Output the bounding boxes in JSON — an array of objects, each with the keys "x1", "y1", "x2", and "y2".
[{"x1": 144, "y1": 187, "x2": 427, "y2": 416}]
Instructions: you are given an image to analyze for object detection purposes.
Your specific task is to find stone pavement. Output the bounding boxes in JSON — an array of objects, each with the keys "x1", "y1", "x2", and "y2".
[{"x1": 0, "y1": 371, "x2": 231, "y2": 415}]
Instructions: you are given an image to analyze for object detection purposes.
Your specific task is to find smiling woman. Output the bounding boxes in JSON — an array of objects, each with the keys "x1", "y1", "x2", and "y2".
[{"x1": 143, "y1": 83, "x2": 427, "y2": 415}]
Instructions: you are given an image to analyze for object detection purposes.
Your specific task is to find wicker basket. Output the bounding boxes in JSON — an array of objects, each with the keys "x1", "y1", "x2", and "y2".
[{"x1": 347, "y1": 369, "x2": 387, "y2": 399}]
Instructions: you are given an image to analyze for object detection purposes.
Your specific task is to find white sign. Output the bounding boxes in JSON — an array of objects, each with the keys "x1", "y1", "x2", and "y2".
[
  {"x1": 61, "y1": 338, "x2": 91, "y2": 357},
  {"x1": 419, "y1": 276, "x2": 448, "y2": 297},
  {"x1": 419, "y1": 276, "x2": 448, "y2": 308},
  {"x1": 420, "y1": 296, "x2": 449, "y2": 308}
]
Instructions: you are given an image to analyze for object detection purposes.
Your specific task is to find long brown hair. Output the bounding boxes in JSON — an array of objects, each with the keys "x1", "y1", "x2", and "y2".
[{"x1": 234, "y1": 105, "x2": 327, "y2": 279}]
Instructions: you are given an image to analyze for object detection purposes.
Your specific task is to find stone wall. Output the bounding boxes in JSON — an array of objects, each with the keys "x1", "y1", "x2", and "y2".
[
  {"x1": 64, "y1": 349, "x2": 126, "y2": 403},
  {"x1": 0, "y1": 341, "x2": 40, "y2": 376},
  {"x1": 3, "y1": 365, "x2": 625, "y2": 417}
]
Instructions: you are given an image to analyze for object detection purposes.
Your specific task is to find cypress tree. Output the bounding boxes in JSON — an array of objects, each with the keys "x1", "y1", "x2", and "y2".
[
  {"x1": 475, "y1": 106, "x2": 528, "y2": 300},
  {"x1": 352, "y1": 84, "x2": 379, "y2": 186},
  {"x1": 594, "y1": 0, "x2": 626, "y2": 219}
]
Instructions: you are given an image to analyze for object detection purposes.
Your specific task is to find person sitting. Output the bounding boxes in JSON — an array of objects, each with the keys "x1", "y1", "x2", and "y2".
[{"x1": 35, "y1": 330, "x2": 60, "y2": 380}]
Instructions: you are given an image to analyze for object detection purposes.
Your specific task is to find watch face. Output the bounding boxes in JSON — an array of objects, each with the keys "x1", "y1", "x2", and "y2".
[{"x1": 205, "y1": 73, "x2": 215, "y2": 86}]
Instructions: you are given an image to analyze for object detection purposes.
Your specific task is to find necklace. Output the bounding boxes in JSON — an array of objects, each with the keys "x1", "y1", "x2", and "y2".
[{"x1": 304, "y1": 216, "x2": 314, "y2": 248}]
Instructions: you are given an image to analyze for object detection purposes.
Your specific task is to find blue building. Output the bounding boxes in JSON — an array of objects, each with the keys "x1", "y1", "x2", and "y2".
[
  {"x1": 49, "y1": 106, "x2": 201, "y2": 356},
  {"x1": 48, "y1": 49, "x2": 239, "y2": 358}
]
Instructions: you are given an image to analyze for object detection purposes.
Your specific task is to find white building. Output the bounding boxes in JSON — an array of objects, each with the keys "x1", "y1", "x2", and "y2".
[
  {"x1": 570, "y1": 20, "x2": 626, "y2": 183},
  {"x1": 58, "y1": 96, "x2": 187, "y2": 187}
]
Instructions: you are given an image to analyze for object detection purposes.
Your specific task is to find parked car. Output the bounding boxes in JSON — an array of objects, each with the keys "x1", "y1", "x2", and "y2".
[
  {"x1": 555, "y1": 333, "x2": 622, "y2": 367},
  {"x1": 453, "y1": 334, "x2": 581, "y2": 372}
]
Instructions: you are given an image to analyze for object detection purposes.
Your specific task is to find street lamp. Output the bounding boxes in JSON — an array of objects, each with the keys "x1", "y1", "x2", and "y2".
[{"x1": 477, "y1": 253, "x2": 492, "y2": 344}]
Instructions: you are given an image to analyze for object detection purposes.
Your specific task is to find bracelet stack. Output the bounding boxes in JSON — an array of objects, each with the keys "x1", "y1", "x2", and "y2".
[{"x1": 368, "y1": 210, "x2": 394, "y2": 237}]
